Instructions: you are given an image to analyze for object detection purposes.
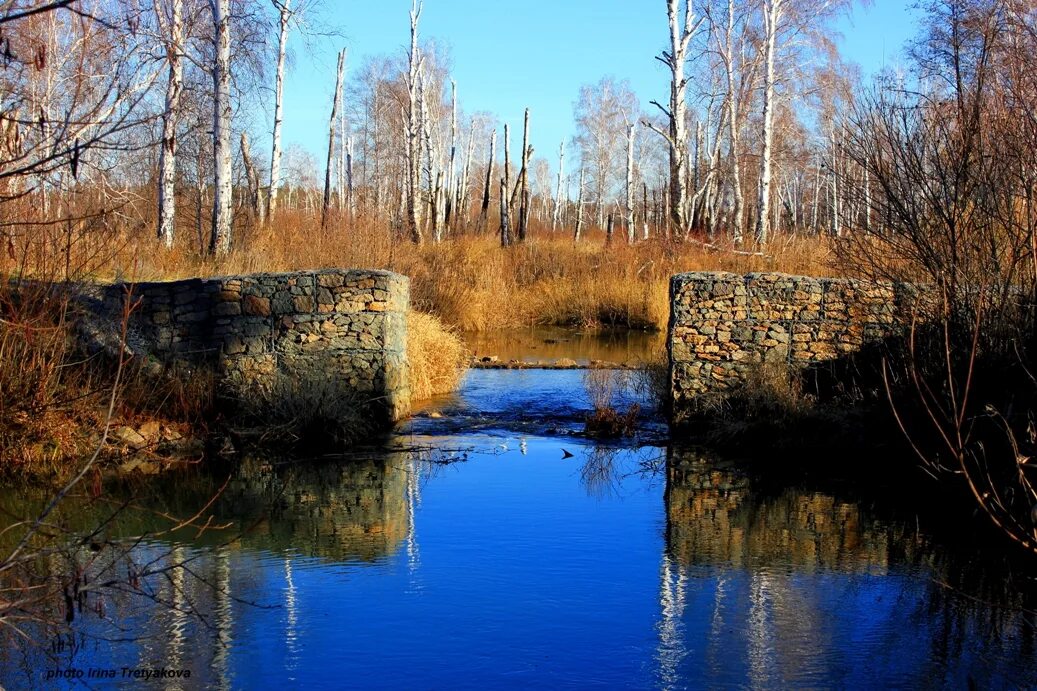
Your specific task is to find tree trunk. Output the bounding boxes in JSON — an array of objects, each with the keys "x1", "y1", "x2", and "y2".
[
  {"x1": 346, "y1": 136, "x2": 355, "y2": 218},
  {"x1": 574, "y1": 167, "x2": 585, "y2": 242},
  {"x1": 552, "y1": 140, "x2": 564, "y2": 231},
  {"x1": 517, "y1": 108, "x2": 530, "y2": 242},
  {"x1": 268, "y1": 0, "x2": 290, "y2": 217},
  {"x1": 480, "y1": 128, "x2": 496, "y2": 231},
  {"x1": 322, "y1": 48, "x2": 345, "y2": 229},
  {"x1": 240, "y1": 132, "x2": 263, "y2": 223},
  {"x1": 642, "y1": 181, "x2": 650, "y2": 240},
  {"x1": 724, "y1": 0, "x2": 745, "y2": 244},
  {"x1": 664, "y1": 0, "x2": 699, "y2": 236},
  {"x1": 157, "y1": 0, "x2": 183, "y2": 248},
  {"x1": 405, "y1": 0, "x2": 424, "y2": 243},
  {"x1": 209, "y1": 0, "x2": 233, "y2": 257},
  {"x1": 458, "y1": 122, "x2": 476, "y2": 225},
  {"x1": 500, "y1": 123, "x2": 511, "y2": 245},
  {"x1": 445, "y1": 80, "x2": 457, "y2": 231},
  {"x1": 625, "y1": 122, "x2": 635, "y2": 244},
  {"x1": 754, "y1": 0, "x2": 781, "y2": 245},
  {"x1": 499, "y1": 176, "x2": 510, "y2": 247}
]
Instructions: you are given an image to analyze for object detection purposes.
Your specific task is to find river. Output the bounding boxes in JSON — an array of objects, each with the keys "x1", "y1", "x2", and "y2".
[{"x1": 2, "y1": 329, "x2": 1036, "y2": 689}]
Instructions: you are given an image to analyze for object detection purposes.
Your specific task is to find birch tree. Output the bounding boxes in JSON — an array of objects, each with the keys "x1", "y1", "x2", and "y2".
[
  {"x1": 268, "y1": 0, "x2": 291, "y2": 216},
  {"x1": 573, "y1": 77, "x2": 637, "y2": 228},
  {"x1": 755, "y1": 0, "x2": 783, "y2": 245},
  {"x1": 405, "y1": 0, "x2": 424, "y2": 243},
  {"x1": 551, "y1": 141, "x2": 565, "y2": 231},
  {"x1": 209, "y1": 0, "x2": 233, "y2": 257},
  {"x1": 625, "y1": 122, "x2": 636, "y2": 243},
  {"x1": 156, "y1": 0, "x2": 184, "y2": 248}
]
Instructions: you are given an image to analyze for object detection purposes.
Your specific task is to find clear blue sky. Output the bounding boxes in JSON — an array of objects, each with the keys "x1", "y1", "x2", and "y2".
[{"x1": 275, "y1": 1, "x2": 919, "y2": 168}]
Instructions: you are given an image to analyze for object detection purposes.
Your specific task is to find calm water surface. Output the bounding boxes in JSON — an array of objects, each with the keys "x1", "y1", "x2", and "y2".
[{"x1": 3, "y1": 351, "x2": 1037, "y2": 688}]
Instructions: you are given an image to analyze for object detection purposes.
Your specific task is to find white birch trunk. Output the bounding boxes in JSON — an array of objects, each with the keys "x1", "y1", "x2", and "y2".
[
  {"x1": 552, "y1": 140, "x2": 564, "y2": 231},
  {"x1": 724, "y1": 0, "x2": 745, "y2": 244},
  {"x1": 625, "y1": 122, "x2": 635, "y2": 244},
  {"x1": 500, "y1": 123, "x2": 511, "y2": 245},
  {"x1": 209, "y1": 0, "x2": 233, "y2": 257},
  {"x1": 574, "y1": 167, "x2": 586, "y2": 242},
  {"x1": 754, "y1": 0, "x2": 781, "y2": 245},
  {"x1": 446, "y1": 80, "x2": 457, "y2": 230},
  {"x1": 157, "y1": 0, "x2": 183, "y2": 248},
  {"x1": 664, "y1": 0, "x2": 699, "y2": 236},
  {"x1": 406, "y1": 0, "x2": 424, "y2": 243},
  {"x1": 268, "y1": 0, "x2": 290, "y2": 217}
]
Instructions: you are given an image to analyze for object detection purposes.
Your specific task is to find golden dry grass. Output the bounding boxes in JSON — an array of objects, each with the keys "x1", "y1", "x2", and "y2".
[
  {"x1": 35, "y1": 211, "x2": 839, "y2": 332},
  {"x1": 406, "y1": 310, "x2": 469, "y2": 401}
]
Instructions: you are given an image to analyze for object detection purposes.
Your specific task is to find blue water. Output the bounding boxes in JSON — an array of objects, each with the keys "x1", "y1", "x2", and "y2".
[{"x1": 3, "y1": 369, "x2": 1037, "y2": 689}]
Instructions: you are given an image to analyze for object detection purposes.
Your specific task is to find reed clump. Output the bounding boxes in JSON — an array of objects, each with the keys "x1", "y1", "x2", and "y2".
[{"x1": 583, "y1": 369, "x2": 642, "y2": 438}]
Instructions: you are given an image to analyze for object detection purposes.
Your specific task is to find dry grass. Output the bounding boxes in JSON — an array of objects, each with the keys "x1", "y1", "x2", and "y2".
[
  {"x1": 407, "y1": 310, "x2": 469, "y2": 401},
  {"x1": 21, "y1": 211, "x2": 839, "y2": 332},
  {"x1": 0, "y1": 284, "x2": 108, "y2": 481}
]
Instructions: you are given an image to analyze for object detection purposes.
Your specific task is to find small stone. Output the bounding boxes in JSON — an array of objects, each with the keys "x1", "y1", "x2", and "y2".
[
  {"x1": 137, "y1": 420, "x2": 161, "y2": 440},
  {"x1": 243, "y1": 295, "x2": 271, "y2": 316},
  {"x1": 213, "y1": 301, "x2": 241, "y2": 317},
  {"x1": 112, "y1": 426, "x2": 147, "y2": 450}
]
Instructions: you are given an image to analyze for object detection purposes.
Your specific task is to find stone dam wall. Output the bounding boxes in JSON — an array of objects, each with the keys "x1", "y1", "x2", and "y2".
[
  {"x1": 668, "y1": 272, "x2": 926, "y2": 421},
  {"x1": 87, "y1": 269, "x2": 410, "y2": 423}
]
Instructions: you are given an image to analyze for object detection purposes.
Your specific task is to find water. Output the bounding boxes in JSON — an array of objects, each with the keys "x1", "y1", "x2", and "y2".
[
  {"x1": 463, "y1": 326, "x2": 664, "y2": 366},
  {"x1": 3, "y1": 359, "x2": 1037, "y2": 688}
]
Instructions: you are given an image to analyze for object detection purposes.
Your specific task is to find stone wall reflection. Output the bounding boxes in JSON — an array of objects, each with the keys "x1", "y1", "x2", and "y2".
[
  {"x1": 216, "y1": 454, "x2": 410, "y2": 563},
  {"x1": 665, "y1": 447, "x2": 890, "y2": 573}
]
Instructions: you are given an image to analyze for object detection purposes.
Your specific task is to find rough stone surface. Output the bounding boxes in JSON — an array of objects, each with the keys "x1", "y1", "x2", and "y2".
[
  {"x1": 668, "y1": 272, "x2": 930, "y2": 420},
  {"x1": 98, "y1": 269, "x2": 410, "y2": 423}
]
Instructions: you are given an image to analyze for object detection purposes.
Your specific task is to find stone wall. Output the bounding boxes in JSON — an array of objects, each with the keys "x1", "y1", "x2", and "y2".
[
  {"x1": 92, "y1": 269, "x2": 410, "y2": 422},
  {"x1": 668, "y1": 272, "x2": 924, "y2": 419}
]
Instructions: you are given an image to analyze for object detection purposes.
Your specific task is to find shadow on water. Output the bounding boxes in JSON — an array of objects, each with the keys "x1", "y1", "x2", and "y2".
[{"x1": 3, "y1": 365, "x2": 1037, "y2": 687}]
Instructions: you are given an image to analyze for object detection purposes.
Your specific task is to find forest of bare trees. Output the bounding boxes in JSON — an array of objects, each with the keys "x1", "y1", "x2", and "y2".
[{"x1": 0, "y1": 0, "x2": 926, "y2": 278}]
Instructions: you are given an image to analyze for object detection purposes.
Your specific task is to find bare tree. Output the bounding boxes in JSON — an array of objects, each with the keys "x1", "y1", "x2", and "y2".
[
  {"x1": 322, "y1": 47, "x2": 345, "y2": 229},
  {"x1": 645, "y1": 0, "x2": 703, "y2": 237},
  {"x1": 574, "y1": 77, "x2": 637, "y2": 228}
]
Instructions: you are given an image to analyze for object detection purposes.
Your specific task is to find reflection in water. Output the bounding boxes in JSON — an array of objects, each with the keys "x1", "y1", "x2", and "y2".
[
  {"x1": 219, "y1": 455, "x2": 411, "y2": 563},
  {"x1": 3, "y1": 369, "x2": 1037, "y2": 688},
  {"x1": 660, "y1": 446, "x2": 1037, "y2": 688},
  {"x1": 463, "y1": 326, "x2": 663, "y2": 366}
]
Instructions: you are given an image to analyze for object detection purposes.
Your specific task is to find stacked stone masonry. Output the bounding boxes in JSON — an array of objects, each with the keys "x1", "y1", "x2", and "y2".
[
  {"x1": 99, "y1": 269, "x2": 410, "y2": 422},
  {"x1": 669, "y1": 272, "x2": 927, "y2": 419}
]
